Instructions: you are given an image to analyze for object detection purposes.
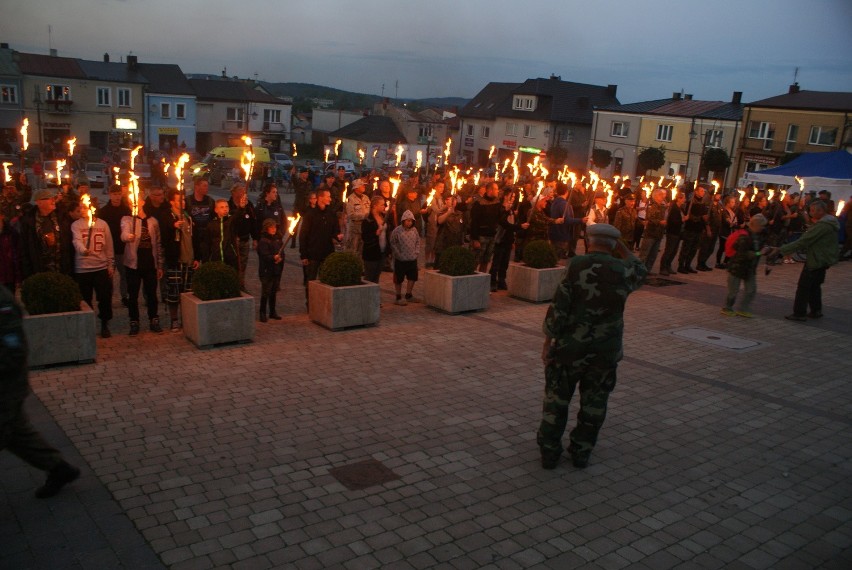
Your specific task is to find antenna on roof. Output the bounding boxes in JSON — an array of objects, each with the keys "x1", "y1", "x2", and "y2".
[
  {"x1": 793, "y1": 67, "x2": 799, "y2": 84},
  {"x1": 48, "y1": 25, "x2": 52, "y2": 52}
]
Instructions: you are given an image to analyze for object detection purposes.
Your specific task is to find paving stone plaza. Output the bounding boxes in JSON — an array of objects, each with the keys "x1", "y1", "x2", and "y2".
[{"x1": 2, "y1": 197, "x2": 850, "y2": 568}]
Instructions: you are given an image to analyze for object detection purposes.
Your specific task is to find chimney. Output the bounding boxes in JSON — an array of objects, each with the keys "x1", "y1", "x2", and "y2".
[
  {"x1": 549, "y1": 74, "x2": 561, "y2": 81},
  {"x1": 49, "y1": 48, "x2": 58, "y2": 57},
  {"x1": 103, "y1": 53, "x2": 109, "y2": 62},
  {"x1": 684, "y1": 94, "x2": 693, "y2": 101},
  {"x1": 127, "y1": 54, "x2": 138, "y2": 70},
  {"x1": 789, "y1": 83, "x2": 800, "y2": 94},
  {"x1": 672, "y1": 92, "x2": 682, "y2": 101},
  {"x1": 732, "y1": 91, "x2": 742, "y2": 105},
  {"x1": 606, "y1": 84, "x2": 617, "y2": 98}
]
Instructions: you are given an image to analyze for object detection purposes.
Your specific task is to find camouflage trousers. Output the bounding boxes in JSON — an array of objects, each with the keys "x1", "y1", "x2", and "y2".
[{"x1": 536, "y1": 360, "x2": 618, "y2": 458}]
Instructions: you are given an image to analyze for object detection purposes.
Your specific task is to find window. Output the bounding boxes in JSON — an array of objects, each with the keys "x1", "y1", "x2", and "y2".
[
  {"x1": 160, "y1": 103, "x2": 171, "y2": 118},
  {"x1": 523, "y1": 124, "x2": 534, "y2": 138},
  {"x1": 610, "y1": 121, "x2": 628, "y2": 137},
  {"x1": 656, "y1": 124, "x2": 673, "y2": 142},
  {"x1": 785, "y1": 124, "x2": 798, "y2": 152},
  {"x1": 748, "y1": 121, "x2": 775, "y2": 140},
  {"x1": 176, "y1": 103, "x2": 186, "y2": 120},
  {"x1": 808, "y1": 126, "x2": 837, "y2": 146},
  {"x1": 480, "y1": 125, "x2": 490, "y2": 138},
  {"x1": 512, "y1": 96, "x2": 535, "y2": 111},
  {"x1": 1, "y1": 84, "x2": 19, "y2": 104},
  {"x1": 466, "y1": 124, "x2": 474, "y2": 136},
  {"x1": 505, "y1": 123, "x2": 517, "y2": 136},
  {"x1": 117, "y1": 88, "x2": 131, "y2": 107},
  {"x1": 96, "y1": 87, "x2": 111, "y2": 106},
  {"x1": 263, "y1": 109, "x2": 281, "y2": 123},
  {"x1": 561, "y1": 129, "x2": 574, "y2": 143},
  {"x1": 227, "y1": 107, "x2": 244, "y2": 123},
  {"x1": 45, "y1": 84, "x2": 71, "y2": 101},
  {"x1": 705, "y1": 130, "x2": 723, "y2": 148},
  {"x1": 418, "y1": 125, "x2": 433, "y2": 138}
]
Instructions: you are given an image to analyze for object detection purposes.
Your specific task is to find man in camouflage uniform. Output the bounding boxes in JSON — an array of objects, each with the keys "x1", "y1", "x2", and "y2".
[
  {"x1": 0, "y1": 285, "x2": 81, "y2": 497},
  {"x1": 537, "y1": 223, "x2": 647, "y2": 469}
]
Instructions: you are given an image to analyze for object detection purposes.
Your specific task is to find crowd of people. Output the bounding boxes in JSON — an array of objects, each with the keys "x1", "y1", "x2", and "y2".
[{"x1": 1, "y1": 159, "x2": 850, "y2": 333}]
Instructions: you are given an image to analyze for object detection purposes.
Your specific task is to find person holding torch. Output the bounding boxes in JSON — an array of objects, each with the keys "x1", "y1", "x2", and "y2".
[{"x1": 71, "y1": 196, "x2": 114, "y2": 338}]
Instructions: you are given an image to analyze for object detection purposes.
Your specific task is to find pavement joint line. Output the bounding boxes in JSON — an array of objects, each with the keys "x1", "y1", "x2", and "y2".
[{"x1": 464, "y1": 312, "x2": 852, "y2": 426}]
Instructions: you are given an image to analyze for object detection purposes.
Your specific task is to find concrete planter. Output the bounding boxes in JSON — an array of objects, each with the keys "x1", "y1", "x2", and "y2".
[
  {"x1": 506, "y1": 262, "x2": 566, "y2": 303},
  {"x1": 181, "y1": 292, "x2": 255, "y2": 349},
  {"x1": 23, "y1": 302, "x2": 96, "y2": 367},
  {"x1": 423, "y1": 270, "x2": 491, "y2": 314},
  {"x1": 308, "y1": 280, "x2": 381, "y2": 331}
]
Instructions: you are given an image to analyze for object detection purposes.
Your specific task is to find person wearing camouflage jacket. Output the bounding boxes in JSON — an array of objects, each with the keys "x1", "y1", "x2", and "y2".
[{"x1": 537, "y1": 223, "x2": 647, "y2": 469}]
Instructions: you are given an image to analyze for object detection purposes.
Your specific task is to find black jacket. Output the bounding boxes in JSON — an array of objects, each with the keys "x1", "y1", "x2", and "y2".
[{"x1": 299, "y1": 206, "x2": 340, "y2": 262}]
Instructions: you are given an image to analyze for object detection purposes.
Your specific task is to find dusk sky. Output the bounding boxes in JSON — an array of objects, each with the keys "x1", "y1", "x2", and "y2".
[{"x1": 3, "y1": 0, "x2": 852, "y2": 104}]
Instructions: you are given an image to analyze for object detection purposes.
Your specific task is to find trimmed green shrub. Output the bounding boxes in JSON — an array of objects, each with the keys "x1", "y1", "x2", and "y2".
[
  {"x1": 21, "y1": 272, "x2": 82, "y2": 315},
  {"x1": 523, "y1": 240, "x2": 558, "y2": 269},
  {"x1": 318, "y1": 252, "x2": 363, "y2": 286},
  {"x1": 192, "y1": 262, "x2": 240, "y2": 301},
  {"x1": 438, "y1": 246, "x2": 476, "y2": 276}
]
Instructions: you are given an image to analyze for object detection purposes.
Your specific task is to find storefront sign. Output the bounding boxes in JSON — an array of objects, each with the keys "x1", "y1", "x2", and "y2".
[
  {"x1": 503, "y1": 139, "x2": 517, "y2": 148},
  {"x1": 464, "y1": 137, "x2": 474, "y2": 147},
  {"x1": 742, "y1": 153, "x2": 777, "y2": 166},
  {"x1": 158, "y1": 127, "x2": 180, "y2": 135},
  {"x1": 115, "y1": 118, "x2": 138, "y2": 130},
  {"x1": 519, "y1": 146, "x2": 542, "y2": 154}
]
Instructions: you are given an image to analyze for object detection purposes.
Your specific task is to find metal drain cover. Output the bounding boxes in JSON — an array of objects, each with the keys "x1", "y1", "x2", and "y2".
[
  {"x1": 670, "y1": 327, "x2": 766, "y2": 351},
  {"x1": 329, "y1": 459, "x2": 401, "y2": 491}
]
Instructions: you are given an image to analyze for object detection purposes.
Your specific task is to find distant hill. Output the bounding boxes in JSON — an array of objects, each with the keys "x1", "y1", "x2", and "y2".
[{"x1": 184, "y1": 76, "x2": 468, "y2": 112}]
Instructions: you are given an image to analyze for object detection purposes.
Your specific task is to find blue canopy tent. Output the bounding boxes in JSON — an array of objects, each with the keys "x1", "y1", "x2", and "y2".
[{"x1": 743, "y1": 149, "x2": 852, "y2": 194}]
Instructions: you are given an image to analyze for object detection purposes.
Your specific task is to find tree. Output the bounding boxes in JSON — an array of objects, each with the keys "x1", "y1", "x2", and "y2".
[
  {"x1": 702, "y1": 148, "x2": 732, "y2": 173},
  {"x1": 591, "y1": 148, "x2": 612, "y2": 171},
  {"x1": 637, "y1": 146, "x2": 666, "y2": 175}
]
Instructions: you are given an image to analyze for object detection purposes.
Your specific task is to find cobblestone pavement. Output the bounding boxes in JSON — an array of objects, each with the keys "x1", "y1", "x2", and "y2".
[{"x1": 2, "y1": 225, "x2": 851, "y2": 568}]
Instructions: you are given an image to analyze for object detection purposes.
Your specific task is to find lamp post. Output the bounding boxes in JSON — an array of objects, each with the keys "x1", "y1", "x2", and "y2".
[{"x1": 685, "y1": 124, "x2": 697, "y2": 180}]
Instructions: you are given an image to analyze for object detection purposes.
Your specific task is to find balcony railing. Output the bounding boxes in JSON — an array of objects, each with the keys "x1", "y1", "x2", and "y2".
[
  {"x1": 221, "y1": 120, "x2": 244, "y2": 132},
  {"x1": 262, "y1": 122, "x2": 287, "y2": 133},
  {"x1": 44, "y1": 99, "x2": 73, "y2": 114}
]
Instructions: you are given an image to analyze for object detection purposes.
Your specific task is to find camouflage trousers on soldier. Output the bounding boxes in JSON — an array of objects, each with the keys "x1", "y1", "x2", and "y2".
[{"x1": 536, "y1": 360, "x2": 617, "y2": 461}]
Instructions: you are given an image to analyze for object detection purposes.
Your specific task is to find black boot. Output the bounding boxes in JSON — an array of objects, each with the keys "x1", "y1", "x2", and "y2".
[
  {"x1": 35, "y1": 461, "x2": 80, "y2": 498},
  {"x1": 268, "y1": 294, "x2": 282, "y2": 320},
  {"x1": 100, "y1": 320, "x2": 111, "y2": 338}
]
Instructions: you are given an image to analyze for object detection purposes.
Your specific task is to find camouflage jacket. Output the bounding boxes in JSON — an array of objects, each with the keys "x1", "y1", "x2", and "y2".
[
  {"x1": 543, "y1": 252, "x2": 647, "y2": 368},
  {"x1": 644, "y1": 201, "x2": 667, "y2": 239}
]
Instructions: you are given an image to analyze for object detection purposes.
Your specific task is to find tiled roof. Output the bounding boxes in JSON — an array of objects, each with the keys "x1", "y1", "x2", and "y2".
[
  {"x1": 596, "y1": 98, "x2": 744, "y2": 121},
  {"x1": 16, "y1": 52, "x2": 85, "y2": 78},
  {"x1": 77, "y1": 60, "x2": 146, "y2": 83},
  {"x1": 189, "y1": 78, "x2": 284, "y2": 104},
  {"x1": 330, "y1": 115, "x2": 405, "y2": 144},
  {"x1": 137, "y1": 63, "x2": 194, "y2": 96},
  {"x1": 460, "y1": 78, "x2": 620, "y2": 125},
  {"x1": 748, "y1": 90, "x2": 852, "y2": 112}
]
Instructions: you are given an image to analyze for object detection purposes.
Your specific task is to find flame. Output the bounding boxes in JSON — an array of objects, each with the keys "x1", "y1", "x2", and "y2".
[
  {"x1": 512, "y1": 151, "x2": 520, "y2": 168},
  {"x1": 113, "y1": 166, "x2": 121, "y2": 186},
  {"x1": 56, "y1": 159, "x2": 66, "y2": 184},
  {"x1": 174, "y1": 153, "x2": 190, "y2": 193},
  {"x1": 443, "y1": 138, "x2": 451, "y2": 165},
  {"x1": 373, "y1": 176, "x2": 379, "y2": 192},
  {"x1": 488, "y1": 145, "x2": 495, "y2": 160},
  {"x1": 540, "y1": 166, "x2": 549, "y2": 180},
  {"x1": 671, "y1": 187, "x2": 678, "y2": 201},
  {"x1": 129, "y1": 145, "x2": 142, "y2": 171},
  {"x1": 518, "y1": 189, "x2": 524, "y2": 203},
  {"x1": 390, "y1": 171, "x2": 402, "y2": 198},
  {"x1": 794, "y1": 176, "x2": 805, "y2": 194},
  {"x1": 643, "y1": 185, "x2": 651, "y2": 199},
  {"x1": 358, "y1": 148, "x2": 366, "y2": 164},
  {"x1": 502, "y1": 158, "x2": 510, "y2": 175},
  {"x1": 129, "y1": 172, "x2": 140, "y2": 217},
  {"x1": 241, "y1": 149, "x2": 255, "y2": 183},
  {"x1": 613, "y1": 175, "x2": 621, "y2": 185},
  {"x1": 768, "y1": 188, "x2": 776, "y2": 201},
  {"x1": 658, "y1": 175, "x2": 664, "y2": 186},
  {"x1": 287, "y1": 213, "x2": 301, "y2": 235},
  {"x1": 2, "y1": 162, "x2": 11, "y2": 183},
  {"x1": 512, "y1": 163, "x2": 519, "y2": 185},
  {"x1": 292, "y1": 143, "x2": 298, "y2": 157},
  {"x1": 780, "y1": 189, "x2": 787, "y2": 201},
  {"x1": 426, "y1": 188, "x2": 436, "y2": 207},
  {"x1": 674, "y1": 175, "x2": 682, "y2": 188},
  {"x1": 738, "y1": 189, "x2": 745, "y2": 202},
  {"x1": 472, "y1": 170, "x2": 480, "y2": 187},
  {"x1": 415, "y1": 150, "x2": 423, "y2": 171},
  {"x1": 342, "y1": 181, "x2": 349, "y2": 204},
  {"x1": 20, "y1": 118, "x2": 29, "y2": 151},
  {"x1": 395, "y1": 145, "x2": 404, "y2": 166},
  {"x1": 711, "y1": 180, "x2": 720, "y2": 194},
  {"x1": 324, "y1": 148, "x2": 330, "y2": 163},
  {"x1": 80, "y1": 193, "x2": 96, "y2": 229},
  {"x1": 372, "y1": 148, "x2": 378, "y2": 158},
  {"x1": 67, "y1": 137, "x2": 77, "y2": 157},
  {"x1": 334, "y1": 139, "x2": 342, "y2": 157},
  {"x1": 836, "y1": 200, "x2": 846, "y2": 217}
]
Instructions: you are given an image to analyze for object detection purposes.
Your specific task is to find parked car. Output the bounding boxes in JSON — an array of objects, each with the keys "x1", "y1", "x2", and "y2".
[
  {"x1": 43, "y1": 160, "x2": 70, "y2": 187},
  {"x1": 272, "y1": 153, "x2": 294, "y2": 170},
  {"x1": 84, "y1": 163, "x2": 108, "y2": 187},
  {"x1": 323, "y1": 160, "x2": 357, "y2": 176},
  {"x1": 209, "y1": 158, "x2": 240, "y2": 186}
]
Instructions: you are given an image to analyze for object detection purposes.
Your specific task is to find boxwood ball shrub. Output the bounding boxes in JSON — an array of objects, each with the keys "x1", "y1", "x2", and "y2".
[
  {"x1": 21, "y1": 272, "x2": 82, "y2": 315},
  {"x1": 319, "y1": 252, "x2": 364, "y2": 287},
  {"x1": 523, "y1": 239, "x2": 558, "y2": 269},
  {"x1": 192, "y1": 262, "x2": 240, "y2": 300},
  {"x1": 438, "y1": 246, "x2": 476, "y2": 276}
]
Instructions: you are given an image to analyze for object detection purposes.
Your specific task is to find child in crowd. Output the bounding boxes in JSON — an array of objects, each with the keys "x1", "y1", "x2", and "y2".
[
  {"x1": 204, "y1": 199, "x2": 238, "y2": 270},
  {"x1": 390, "y1": 209, "x2": 420, "y2": 305},
  {"x1": 257, "y1": 218, "x2": 284, "y2": 322}
]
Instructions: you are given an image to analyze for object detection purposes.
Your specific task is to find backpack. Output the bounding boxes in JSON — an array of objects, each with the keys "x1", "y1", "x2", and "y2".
[{"x1": 724, "y1": 229, "x2": 748, "y2": 258}]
